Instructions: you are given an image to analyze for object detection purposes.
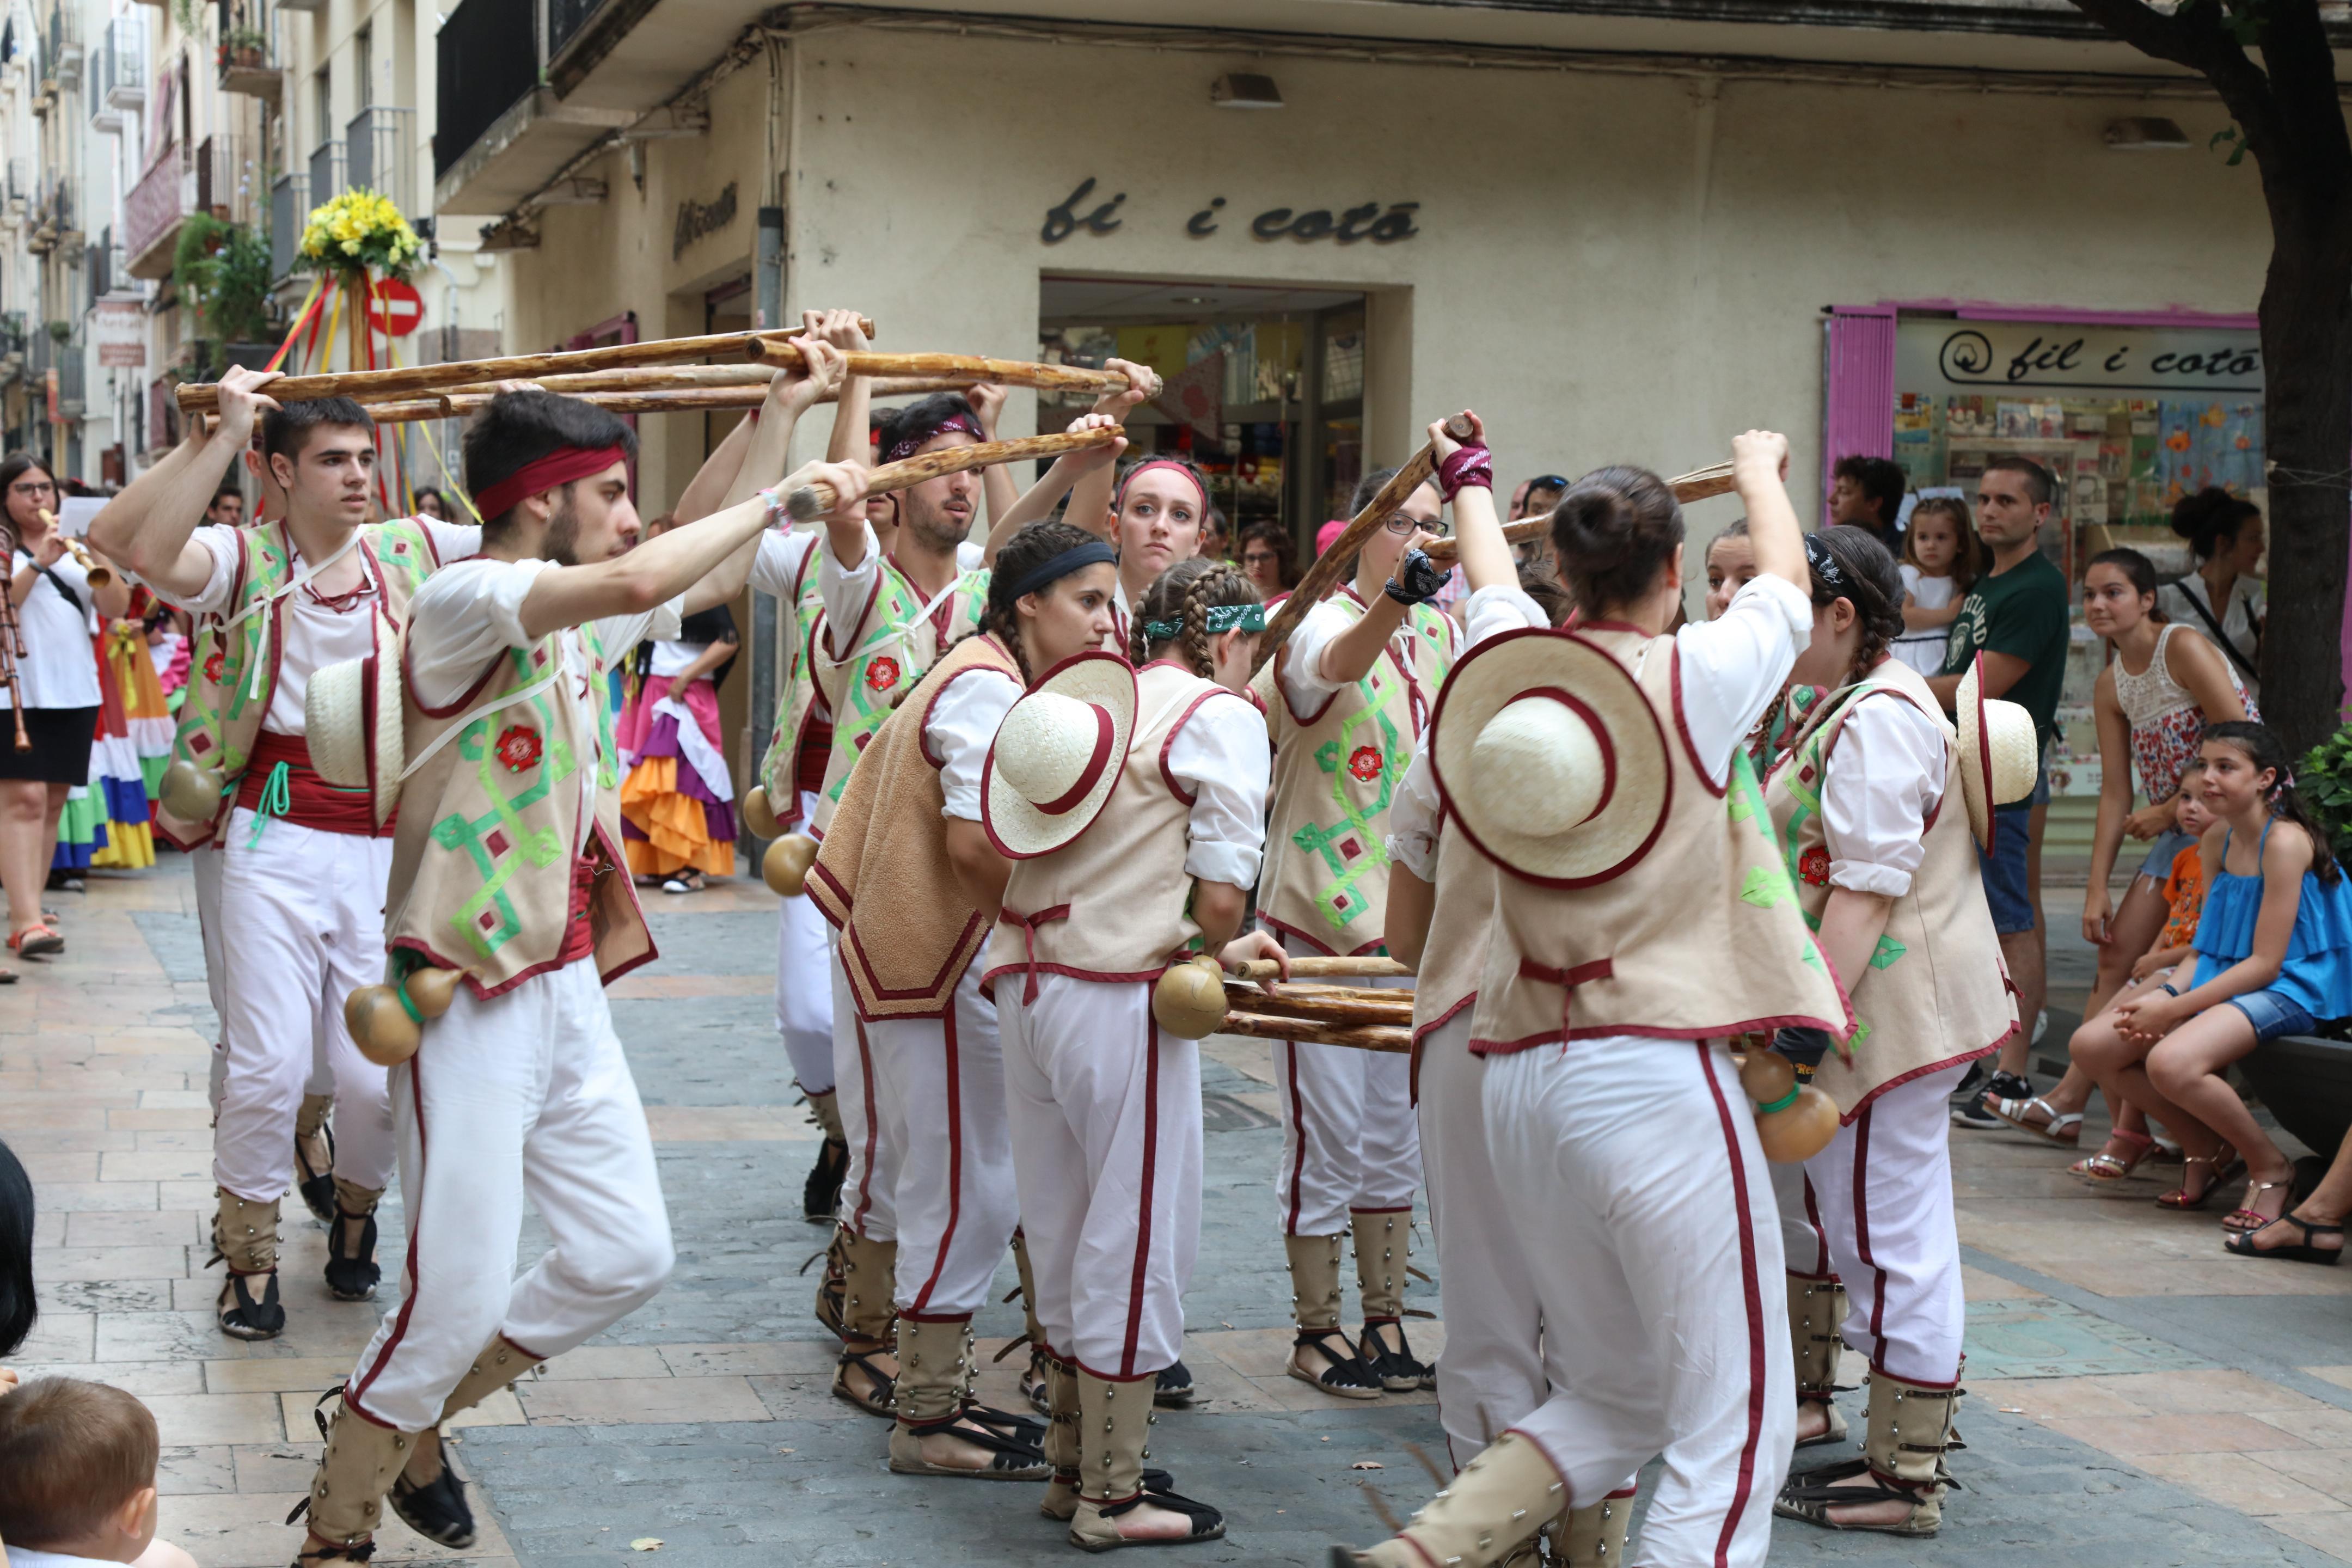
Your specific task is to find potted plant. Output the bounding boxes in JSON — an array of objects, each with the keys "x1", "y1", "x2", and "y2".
[
  {"x1": 173, "y1": 214, "x2": 277, "y2": 377},
  {"x1": 222, "y1": 27, "x2": 268, "y2": 70}
]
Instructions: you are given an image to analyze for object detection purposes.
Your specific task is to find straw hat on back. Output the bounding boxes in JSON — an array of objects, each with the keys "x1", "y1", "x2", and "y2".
[
  {"x1": 982, "y1": 651, "x2": 1137, "y2": 859},
  {"x1": 305, "y1": 645, "x2": 403, "y2": 829},
  {"x1": 1955, "y1": 652, "x2": 2039, "y2": 850}
]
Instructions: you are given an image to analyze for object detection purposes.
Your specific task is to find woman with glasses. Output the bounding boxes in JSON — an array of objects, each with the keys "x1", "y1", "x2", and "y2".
[
  {"x1": 1253, "y1": 460, "x2": 1460, "y2": 1400},
  {"x1": 1238, "y1": 522, "x2": 1296, "y2": 602},
  {"x1": 1, "y1": 455, "x2": 128, "y2": 970}
]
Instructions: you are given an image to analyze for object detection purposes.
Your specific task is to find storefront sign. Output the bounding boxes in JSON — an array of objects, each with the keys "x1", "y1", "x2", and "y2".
[
  {"x1": 674, "y1": 181, "x2": 738, "y2": 260},
  {"x1": 1896, "y1": 317, "x2": 2261, "y2": 396},
  {"x1": 94, "y1": 302, "x2": 144, "y2": 368},
  {"x1": 1039, "y1": 181, "x2": 1419, "y2": 244}
]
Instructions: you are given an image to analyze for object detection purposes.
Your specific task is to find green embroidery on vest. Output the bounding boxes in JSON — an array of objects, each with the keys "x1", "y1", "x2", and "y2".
[
  {"x1": 1848, "y1": 1016, "x2": 1873, "y2": 1048},
  {"x1": 824, "y1": 565, "x2": 989, "y2": 807},
  {"x1": 1739, "y1": 864, "x2": 1792, "y2": 909},
  {"x1": 1870, "y1": 935, "x2": 1908, "y2": 970},
  {"x1": 757, "y1": 562, "x2": 830, "y2": 800},
  {"x1": 429, "y1": 642, "x2": 582, "y2": 960}
]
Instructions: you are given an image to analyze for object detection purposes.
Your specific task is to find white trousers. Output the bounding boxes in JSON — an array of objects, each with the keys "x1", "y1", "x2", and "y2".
[
  {"x1": 774, "y1": 791, "x2": 836, "y2": 1097},
  {"x1": 344, "y1": 955, "x2": 674, "y2": 1433},
  {"x1": 1273, "y1": 933, "x2": 1418, "y2": 1238},
  {"x1": 1799, "y1": 1065, "x2": 1968, "y2": 1387},
  {"x1": 1485, "y1": 1038, "x2": 1791, "y2": 1568},
  {"x1": 1000, "y1": 977, "x2": 1200, "y2": 1382},
  {"x1": 830, "y1": 934, "x2": 896, "y2": 1241},
  {"x1": 1769, "y1": 1161, "x2": 1834, "y2": 1283},
  {"x1": 863, "y1": 963, "x2": 1020, "y2": 1320},
  {"x1": 212, "y1": 812, "x2": 395, "y2": 1203}
]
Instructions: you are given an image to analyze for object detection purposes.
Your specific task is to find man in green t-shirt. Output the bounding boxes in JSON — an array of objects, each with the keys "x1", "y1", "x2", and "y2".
[{"x1": 1928, "y1": 456, "x2": 2069, "y2": 1129}]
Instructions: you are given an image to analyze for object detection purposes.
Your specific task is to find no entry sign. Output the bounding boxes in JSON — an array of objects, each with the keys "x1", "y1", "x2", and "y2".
[{"x1": 367, "y1": 277, "x2": 424, "y2": 338}]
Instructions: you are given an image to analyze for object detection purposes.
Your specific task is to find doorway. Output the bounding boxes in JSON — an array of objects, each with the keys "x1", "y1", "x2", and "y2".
[{"x1": 1039, "y1": 276, "x2": 1368, "y2": 553}]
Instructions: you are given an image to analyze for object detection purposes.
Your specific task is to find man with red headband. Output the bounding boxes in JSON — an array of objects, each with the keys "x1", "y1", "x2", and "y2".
[
  {"x1": 292, "y1": 388, "x2": 867, "y2": 1562},
  {"x1": 91, "y1": 367, "x2": 482, "y2": 1345}
]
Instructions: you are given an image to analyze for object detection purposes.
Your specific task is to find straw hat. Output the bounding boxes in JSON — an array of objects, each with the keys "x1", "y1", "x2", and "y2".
[
  {"x1": 1956, "y1": 653, "x2": 2039, "y2": 850},
  {"x1": 982, "y1": 651, "x2": 1136, "y2": 859},
  {"x1": 1430, "y1": 627, "x2": 1671, "y2": 887},
  {"x1": 305, "y1": 646, "x2": 403, "y2": 829}
]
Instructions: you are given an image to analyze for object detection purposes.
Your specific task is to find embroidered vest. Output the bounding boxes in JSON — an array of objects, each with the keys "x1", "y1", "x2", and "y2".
[
  {"x1": 1462, "y1": 628, "x2": 1852, "y2": 1055},
  {"x1": 984, "y1": 663, "x2": 1241, "y2": 995},
  {"x1": 160, "y1": 520, "x2": 439, "y2": 849},
  {"x1": 383, "y1": 618, "x2": 653, "y2": 997},
  {"x1": 808, "y1": 632, "x2": 1022, "y2": 1020},
  {"x1": 750, "y1": 537, "x2": 831, "y2": 831},
  {"x1": 1765, "y1": 660, "x2": 2015, "y2": 1117},
  {"x1": 1252, "y1": 590, "x2": 1456, "y2": 953},
  {"x1": 808, "y1": 555, "x2": 989, "y2": 837}
]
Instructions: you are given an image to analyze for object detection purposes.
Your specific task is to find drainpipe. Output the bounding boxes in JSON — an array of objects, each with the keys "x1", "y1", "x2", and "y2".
[{"x1": 746, "y1": 204, "x2": 784, "y2": 841}]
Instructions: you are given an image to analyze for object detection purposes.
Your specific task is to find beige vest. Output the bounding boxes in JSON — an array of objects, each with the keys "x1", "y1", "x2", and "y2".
[
  {"x1": 1253, "y1": 590, "x2": 1455, "y2": 954},
  {"x1": 984, "y1": 662, "x2": 1235, "y2": 995},
  {"x1": 1764, "y1": 659, "x2": 2016, "y2": 1117},
  {"x1": 809, "y1": 632, "x2": 1022, "y2": 1021},
  {"x1": 384, "y1": 621, "x2": 652, "y2": 997},
  {"x1": 1413, "y1": 819, "x2": 1497, "y2": 1042},
  {"x1": 1464, "y1": 627, "x2": 1852, "y2": 1054}
]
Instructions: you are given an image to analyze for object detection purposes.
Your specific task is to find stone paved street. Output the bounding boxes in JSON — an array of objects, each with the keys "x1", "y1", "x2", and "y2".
[{"x1": 5, "y1": 859, "x2": 2352, "y2": 1566}]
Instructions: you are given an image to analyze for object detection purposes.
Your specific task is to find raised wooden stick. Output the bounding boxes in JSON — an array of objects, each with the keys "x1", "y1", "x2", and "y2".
[
  {"x1": 1216, "y1": 1013, "x2": 1412, "y2": 1054},
  {"x1": 1232, "y1": 955, "x2": 1410, "y2": 982},
  {"x1": 745, "y1": 345, "x2": 1151, "y2": 398},
  {"x1": 1420, "y1": 462, "x2": 1739, "y2": 565},
  {"x1": 781, "y1": 425, "x2": 1124, "y2": 522},
  {"x1": 438, "y1": 364, "x2": 983, "y2": 397},
  {"x1": 173, "y1": 320, "x2": 880, "y2": 413},
  {"x1": 1250, "y1": 412, "x2": 1477, "y2": 676},
  {"x1": 363, "y1": 398, "x2": 454, "y2": 424},
  {"x1": 434, "y1": 376, "x2": 978, "y2": 418}
]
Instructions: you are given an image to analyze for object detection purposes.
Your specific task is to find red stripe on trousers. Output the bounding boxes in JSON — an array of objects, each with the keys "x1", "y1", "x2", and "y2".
[
  {"x1": 1122, "y1": 1015, "x2": 1161, "y2": 1379},
  {"x1": 850, "y1": 1014, "x2": 880, "y2": 1234},
  {"x1": 349, "y1": 1054, "x2": 428, "y2": 1417},
  {"x1": 907, "y1": 1005, "x2": 964, "y2": 1314},
  {"x1": 1802, "y1": 1173, "x2": 1830, "y2": 1279},
  {"x1": 1282, "y1": 1040, "x2": 1308, "y2": 1235},
  {"x1": 1852, "y1": 1104, "x2": 1889, "y2": 1351},
  {"x1": 1696, "y1": 1044, "x2": 1769, "y2": 1568}
]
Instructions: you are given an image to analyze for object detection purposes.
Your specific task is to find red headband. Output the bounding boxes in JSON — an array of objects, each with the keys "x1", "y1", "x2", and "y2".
[
  {"x1": 473, "y1": 445, "x2": 628, "y2": 523},
  {"x1": 1116, "y1": 458, "x2": 1206, "y2": 513}
]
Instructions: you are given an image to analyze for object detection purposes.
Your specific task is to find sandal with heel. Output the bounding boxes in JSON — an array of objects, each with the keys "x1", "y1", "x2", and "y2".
[
  {"x1": 2157, "y1": 1149, "x2": 2240, "y2": 1211},
  {"x1": 2222, "y1": 1180, "x2": 2292, "y2": 1234},
  {"x1": 2225, "y1": 1214, "x2": 2345, "y2": 1265}
]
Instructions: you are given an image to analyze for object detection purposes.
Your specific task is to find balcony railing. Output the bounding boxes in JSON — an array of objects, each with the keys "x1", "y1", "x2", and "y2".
[
  {"x1": 56, "y1": 341, "x2": 84, "y2": 418},
  {"x1": 345, "y1": 106, "x2": 414, "y2": 213},
  {"x1": 218, "y1": 0, "x2": 280, "y2": 101},
  {"x1": 100, "y1": 16, "x2": 144, "y2": 109},
  {"x1": 43, "y1": 4, "x2": 80, "y2": 90},
  {"x1": 270, "y1": 170, "x2": 307, "y2": 279},
  {"x1": 308, "y1": 140, "x2": 344, "y2": 210},
  {"x1": 434, "y1": 0, "x2": 535, "y2": 181},
  {"x1": 197, "y1": 134, "x2": 256, "y2": 226},
  {"x1": 124, "y1": 147, "x2": 182, "y2": 275},
  {"x1": 549, "y1": 0, "x2": 611, "y2": 61}
]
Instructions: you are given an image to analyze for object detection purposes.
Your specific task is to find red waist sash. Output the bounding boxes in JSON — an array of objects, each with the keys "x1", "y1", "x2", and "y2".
[{"x1": 236, "y1": 731, "x2": 392, "y2": 837}]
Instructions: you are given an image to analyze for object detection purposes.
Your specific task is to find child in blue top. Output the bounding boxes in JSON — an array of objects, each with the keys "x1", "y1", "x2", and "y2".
[{"x1": 2075, "y1": 721, "x2": 2352, "y2": 1229}]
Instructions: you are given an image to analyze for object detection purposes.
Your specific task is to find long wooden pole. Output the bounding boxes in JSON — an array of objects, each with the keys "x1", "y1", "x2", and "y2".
[
  {"x1": 777, "y1": 425, "x2": 1122, "y2": 522},
  {"x1": 432, "y1": 375, "x2": 980, "y2": 419},
  {"x1": 745, "y1": 345, "x2": 1150, "y2": 398},
  {"x1": 173, "y1": 320, "x2": 880, "y2": 413},
  {"x1": 1419, "y1": 461, "x2": 1738, "y2": 565},
  {"x1": 1249, "y1": 412, "x2": 1477, "y2": 677},
  {"x1": 1215, "y1": 1013, "x2": 1412, "y2": 1054}
]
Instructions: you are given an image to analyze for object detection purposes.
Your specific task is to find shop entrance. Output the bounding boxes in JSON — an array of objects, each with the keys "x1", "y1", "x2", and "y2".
[{"x1": 1039, "y1": 275, "x2": 1369, "y2": 550}]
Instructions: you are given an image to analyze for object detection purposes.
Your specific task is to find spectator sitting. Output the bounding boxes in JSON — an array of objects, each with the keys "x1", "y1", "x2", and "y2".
[
  {"x1": 1929, "y1": 457, "x2": 2071, "y2": 1130},
  {"x1": 2229, "y1": 1113, "x2": 2348, "y2": 1265},
  {"x1": 0, "y1": 1379, "x2": 163, "y2": 1567},
  {"x1": 1890, "y1": 497, "x2": 1979, "y2": 675},
  {"x1": 1829, "y1": 454, "x2": 1908, "y2": 553}
]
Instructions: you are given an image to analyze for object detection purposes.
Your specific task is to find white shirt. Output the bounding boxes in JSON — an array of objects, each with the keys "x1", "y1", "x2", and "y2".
[
  {"x1": 927, "y1": 665, "x2": 1022, "y2": 823},
  {"x1": 1165, "y1": 685, "x2": 1271, "y2": 890},
  {"x1": 3, "y1": 1546, "x2": 130, "y2": 1568},
  {"x1": 2157, "y1": 573, "x2": 2264, "y2": 696},
  {"x1": 405, "y1": 557, "x2": 681, "y2": 824},
  {"x1": 749, "y1": 526, "x2": 819, "y2": 602},
  {"x1": 145, "y1": 519, "x2": 481, "y2": 735},
  {"x1": 1817, "y1": 692, "x2": 1949, "y2": 898},
  {"x1": 1385, "y1": 584, "x2": 1549, "y2": 880},
  {"x1": 1891, "y1": 566, "x2": 1957, "y2": 676},
  {"x1": 3, "y1": 548, "x2": 99, "y2": 709},
  {"x1": 1277, "y1": 589, "x2": 1463, "y2": 719},
  {"x1": 818, "y1": 522, "x2": 984, "y2": 663}
]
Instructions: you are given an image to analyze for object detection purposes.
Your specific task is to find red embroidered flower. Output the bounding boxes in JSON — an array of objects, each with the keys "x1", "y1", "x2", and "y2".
[
  {"x1": 1347, "y1": 744, "x2": 1383, "y2": 783},
  {"x1": 1798, "y1": 844, "x2": 1831, "y2": 887},
  {"x1": 202, "y1": 648, "x2": 225, "y2": 684},
  {"x1": 866, "y1": 655, "x2": 901, "y2": 692},
  {"x1": 494, "y1": 724, "x2": 543, "y2": 774}
]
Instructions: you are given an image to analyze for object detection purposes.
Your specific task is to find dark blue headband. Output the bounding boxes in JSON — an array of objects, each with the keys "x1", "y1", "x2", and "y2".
[{"x1": 1004, "y1": 540, "x2": 1118, "y2": 601}]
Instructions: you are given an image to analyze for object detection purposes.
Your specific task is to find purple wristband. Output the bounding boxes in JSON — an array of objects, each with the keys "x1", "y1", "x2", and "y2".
[{"x1": 1437, "y1": 444, "x2": 1493, "y2": 502}]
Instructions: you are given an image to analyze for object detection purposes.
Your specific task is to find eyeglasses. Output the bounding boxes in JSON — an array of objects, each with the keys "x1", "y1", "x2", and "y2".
[
  {"x1": 10, "y1": 480, "x2": 54, "y2": 497},
  {"x1": 1384, "y1": 515, "x2": 1450, "y2": 537}
]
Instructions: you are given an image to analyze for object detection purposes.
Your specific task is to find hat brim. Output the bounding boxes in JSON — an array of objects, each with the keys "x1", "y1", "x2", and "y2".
[
  {"x1": 1957, "y1": 656, "x2": 1993, "y2": 850},
  {"x1": 1431, "y1": 627, "x2": 1671, "y2": 888},
  {"x1": 982, "y1": 651, "x2": 1137, "y2": 860},
  {"x1": 365, "y1": 633, "x2": 403, "y2": 829}
]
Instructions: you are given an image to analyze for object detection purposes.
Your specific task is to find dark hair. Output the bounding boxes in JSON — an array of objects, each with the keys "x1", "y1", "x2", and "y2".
[
  {"x1": 0, "y1": 1138, "x2": 32, "y2": 1358},
  {"x1": 0, "y1": 1377, "x2": 159, "y2": 1544},
  {"x1": 0, "y1": 454, "x2": 52, "y2": 538},
  {"x1": 1237, "y1": 521, "x2": 1296, "y2": 588},
  {"x1": 1518, "y1": 565, "x2": 1574, "y2": 627},
  {"x1": 412, "y1": 486, "x2": 446, "y2": 515},
  {"x1": 877, "y1": 391, "x2": 978, "y2": 465},
  {"x1": 2171, "y1": 486, "x2": 2261, "y2": 562},
  {"x1": 1549, "y1": 465, "x2": 1683, "y2": 617},
  {"x1": 1833, "y1": 455, "x2": 1907, "y2": 527},
  {"x1": 212, "y1": 482, "x2": 245, "y2": 506},
  {"x1": 1132, "y1": 558, "x2": 1260, "y2": 676},
  {"x1": 2086, "y1": 546, "x2": 2158, "y2": 601},
  {"x1": 2202, "y1": 720, "x2": 2340, "y2": 885},
  {"x1": 976, "y1": 519, "x2": 1108, "y2": 687},
  {"x1": 1981, "y1": 455, "x2": 2054, "y2": 508},
  {"x1": 1349, "y1": 464, "x2": 1441, "y2": 517},
  {"x1": 261, "y1": 397, "x2": 377, "y2": 465},
  {"x1": 462, "y1": 391, "x2": 636, "y2": 536},
  {"x1": 1805, "y1": 526, "x2": 1906, "y2": 684},
  {"x1": 1902, "y1": 496, "x2": 1982, "y2": 589}
]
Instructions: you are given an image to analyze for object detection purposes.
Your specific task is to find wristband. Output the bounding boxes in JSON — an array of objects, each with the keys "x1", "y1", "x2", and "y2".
[
  {"x1": 1385, "y1": 548, "x2": 1444, "y2": 607},
  {"x1": 1437, "y1": 444, "x2": 1493, "y2": 502},
  {"x1": 2159, "y1": 982, "x2": 2179, "y2": 997}
]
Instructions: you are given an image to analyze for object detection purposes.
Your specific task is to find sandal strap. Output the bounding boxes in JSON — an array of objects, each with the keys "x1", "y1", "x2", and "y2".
[
  {"x1": 1293, "y1": 1328, "x2": 1379, "y2": 1388},
  {"x1": 899, "y1": 1410, "x2": 1045, "y2": 1460}
]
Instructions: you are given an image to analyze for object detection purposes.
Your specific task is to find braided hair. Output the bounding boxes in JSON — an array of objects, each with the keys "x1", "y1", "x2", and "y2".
[
  {"x1": 1806, "y1": 527, "x2": 1906, "y2": 688},
  {"x1": 1131, "y1": 558, "x2": 1260, "y2": 677},
  {"x1": 968, "y1": 519, "x2": 1105, "y2": 689}
]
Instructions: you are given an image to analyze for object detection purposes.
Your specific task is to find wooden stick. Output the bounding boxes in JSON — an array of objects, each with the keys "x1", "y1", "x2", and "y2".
[
  {"x1": 1250, "y1": 412, "x2": 1477, "y2": 677},
  {"x1": 363, "y1": 398, "x2": 452, "y2": 424},
  {"x1": 173, "y1": 320, "x2": 879, "y2": 413},
  {"x1": 434, "y1": 376, "x2": 978, "y2": 418},
  {"x1": 1215, "y1": 1013, "x2": 1412, "y2": 1054},
  {"x1": 437, "y1": 365, "x2": 982, "y2": 397},
  {"x1": 781, "y1": 426, "x2": 1123, "y2": 522},
  {"x1": 1420, "y1": 462, "x2": 1739, "y2": 565},
  {"x1": 1232, "y1": 955, "x2": 1410, "y2": 982},
  {"x1": 746, "y1": 345, "x2": 1151, "y2": 398},
  {"x1": 1226, "y1": 995, "x2": 1416, "y2": 1030}
]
